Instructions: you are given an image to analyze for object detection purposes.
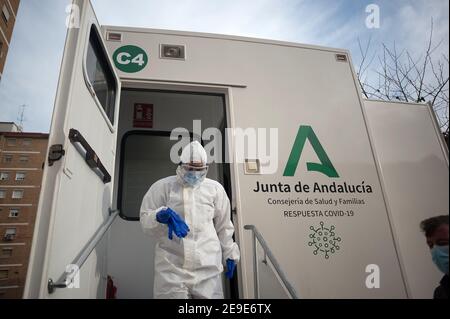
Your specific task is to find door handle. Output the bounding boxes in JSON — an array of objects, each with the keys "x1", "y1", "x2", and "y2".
[{"x1": 68, "y1": 128, "x2": 112, "y2": 183}]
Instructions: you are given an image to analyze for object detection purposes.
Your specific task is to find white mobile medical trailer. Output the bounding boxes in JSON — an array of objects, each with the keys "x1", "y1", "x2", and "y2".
[{"x1": 22, "y1": 0, "x2": 448, "y2": 299}]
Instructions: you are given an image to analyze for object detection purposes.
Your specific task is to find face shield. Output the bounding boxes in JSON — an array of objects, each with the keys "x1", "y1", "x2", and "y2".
[
  {"x1": 177, "y1": 163, "x2": 208, "y2": 186},
  {"x1": 177, "y1": 141, "x2": 209, "y2": 186}
]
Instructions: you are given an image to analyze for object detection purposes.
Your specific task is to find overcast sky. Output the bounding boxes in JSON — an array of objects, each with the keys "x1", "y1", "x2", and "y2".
[{"x1": 0, "y1": 0, "x2": 448, "y2": 132}]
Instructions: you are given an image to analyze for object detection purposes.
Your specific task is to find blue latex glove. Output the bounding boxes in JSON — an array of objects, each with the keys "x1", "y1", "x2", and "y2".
[
  {"x1": 167, "y1": 212, "x2": 190, "y2": 240},
  {"x1": 156, "y1": 207, "x2": 190, "y2": 240},
  {"x1": 155, "y1": 207, "x2": 171, "y2": 224},
  {"x1": 225, "y1": 259, "x2": 236, "y2": 279}
]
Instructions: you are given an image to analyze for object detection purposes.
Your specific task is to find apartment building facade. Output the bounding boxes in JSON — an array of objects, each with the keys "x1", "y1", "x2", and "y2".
[
  {"x1": 0, "y1": 0, "x2": 20, "y2": 81},
  {"x1": 0, "y1": 127, "x2": 48, "y2": 298}
]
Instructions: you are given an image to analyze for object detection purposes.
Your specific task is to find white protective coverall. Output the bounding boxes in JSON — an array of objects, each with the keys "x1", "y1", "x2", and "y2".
[{"x1": 140, "y1": 141, "x2": 240, "y2": 299}]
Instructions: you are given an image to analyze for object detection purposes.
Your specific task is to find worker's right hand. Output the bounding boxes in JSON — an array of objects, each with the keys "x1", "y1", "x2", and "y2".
[
  {"x1": 155, "y1": 206, "x2": 170, "y2": 224},
  {"x1": 156, "y1": 207, "x2": 190, "y2": 240}
]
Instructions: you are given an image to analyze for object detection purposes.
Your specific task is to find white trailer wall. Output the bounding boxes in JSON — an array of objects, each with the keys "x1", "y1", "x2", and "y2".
[
  {"x1": 363, "y1": 100, "x2": 449, "y2": 298},
  {"x1": 103, "y1": 27, "x2": 408, "y2": 298}
]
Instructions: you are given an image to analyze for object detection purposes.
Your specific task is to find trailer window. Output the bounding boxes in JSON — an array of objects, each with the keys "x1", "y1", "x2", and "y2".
[
  {"x1": 119, "y1": 132, "x2": 179, "y2": 220},
  {"x1": 86, "y1": 26, "x2": 116, "y2": 124}
]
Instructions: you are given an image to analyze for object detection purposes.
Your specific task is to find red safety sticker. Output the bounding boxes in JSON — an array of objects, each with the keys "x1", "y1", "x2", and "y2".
[{"x1": 133, "y1": 103, "x2": 153, "y2": 128}]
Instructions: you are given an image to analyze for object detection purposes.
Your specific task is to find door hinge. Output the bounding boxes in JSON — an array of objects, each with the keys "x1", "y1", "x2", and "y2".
[{"x1": 48, "y1": 144, "x2": 65, "y2": 166}]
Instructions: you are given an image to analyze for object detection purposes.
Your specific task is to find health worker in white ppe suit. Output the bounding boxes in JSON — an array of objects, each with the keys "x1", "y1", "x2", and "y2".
[{"x1": 140, "y1": 141, "x2": 240, "y2": 299}]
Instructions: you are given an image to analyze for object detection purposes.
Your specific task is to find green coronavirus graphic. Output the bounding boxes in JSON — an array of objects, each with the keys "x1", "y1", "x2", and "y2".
[{"x1": 308, "y1": 221, "x2": 342, "y2": 259}]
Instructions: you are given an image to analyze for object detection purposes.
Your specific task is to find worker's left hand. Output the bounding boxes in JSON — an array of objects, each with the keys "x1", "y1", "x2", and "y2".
[{"x1": 225, "y1": 259, "x2": 236, "y2": 279}]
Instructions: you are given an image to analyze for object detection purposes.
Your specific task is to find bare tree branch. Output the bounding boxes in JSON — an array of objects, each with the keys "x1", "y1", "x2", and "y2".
[{"x1": 355, "y1": 19, "x2": 449, "y2": 138}]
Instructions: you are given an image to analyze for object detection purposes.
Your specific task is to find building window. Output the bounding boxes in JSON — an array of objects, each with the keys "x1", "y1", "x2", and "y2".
[
  {"x1": 86, "y1": 26, "x2": 117, "y2": 124},
  {"x1": 6, "y1": 138, "x2": 16, "y2": 146},
  {"x1": 0, "y1": 172, "x2": 9, "y2": 181},
  {"x1": 0, "y1": 189, "x2": 5, "y2": 199},
  {"x1": 4, "y1": 228, "x2": 16, "y2": 241},
  {"x1": 19, "y1": 155, "x2": 29, "y2": 163},
  {"x1": 3, "y1": 155, "x2": 13, "y2": 163},
  {"x1": 15, "y1": 172, "x2": 26, "y2": 181},
  {"x1": 0, "y1": 270, "x2": 8, "y2": 280},
  {"x1": 1, "y1": 248, "x2": 13, "y2": 258},
  {"x1": 1, "y1": 5, "x2": 10, "y2": 24},
  {"x1": 9, "y1": 208, "x2": 19, "y2": 218},
  {"x1": 12, "y1": 190, "x2": 23, "y2": 199},
  {"x1": 23, "y1": 139, "x2": 32, "y2": 146}
]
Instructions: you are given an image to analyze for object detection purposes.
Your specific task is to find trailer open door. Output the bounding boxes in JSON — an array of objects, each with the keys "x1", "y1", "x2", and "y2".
[{"x1": 24, "y1": 0, "x2": 121, "y2": 298}]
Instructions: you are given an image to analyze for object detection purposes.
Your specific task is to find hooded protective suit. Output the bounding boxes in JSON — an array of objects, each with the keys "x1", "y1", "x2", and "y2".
[{"x1": 140, "y1": 141, "x2": 240, "y2": 299}]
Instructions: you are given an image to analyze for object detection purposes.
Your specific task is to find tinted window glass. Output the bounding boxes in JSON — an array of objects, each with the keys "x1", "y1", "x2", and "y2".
[{"x1": 86, "y1": 26, "x2": 116, "y2": 124}]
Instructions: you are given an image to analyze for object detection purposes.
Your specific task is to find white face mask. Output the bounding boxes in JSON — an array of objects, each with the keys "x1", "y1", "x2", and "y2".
[{"x1": 177, "y1": 166, "x2": 208, "y2": 186}]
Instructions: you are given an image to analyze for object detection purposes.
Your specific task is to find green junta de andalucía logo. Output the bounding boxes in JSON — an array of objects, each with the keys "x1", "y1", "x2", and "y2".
[
  {"x1": 113, "y1": 45, "x2": 148, "y2": 73},
  {"x1": 283, "y1": 125, "x2": 339, "y2": 178}
]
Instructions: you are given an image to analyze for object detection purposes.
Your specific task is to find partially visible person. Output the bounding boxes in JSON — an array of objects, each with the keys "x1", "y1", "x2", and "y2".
[{"x1": 420, "y1": 215, "x2": 449, "y2": 299}]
